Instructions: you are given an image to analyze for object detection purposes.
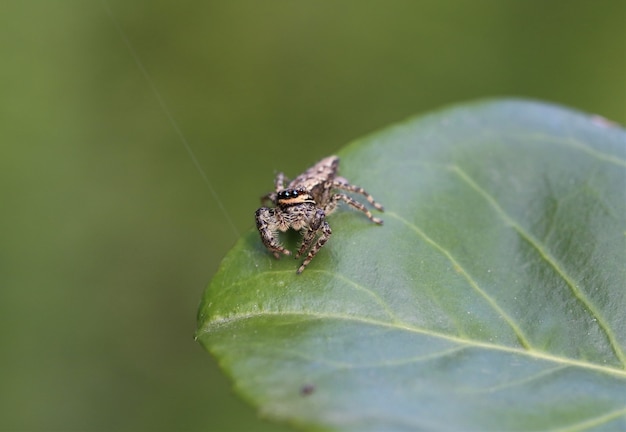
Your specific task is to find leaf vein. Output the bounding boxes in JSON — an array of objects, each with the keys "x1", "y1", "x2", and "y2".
[
  {"x1": 464, "y1": 364, "x2": 568, "y2": 394},
  {"x1": 545, "y1": 406, "x2": 626, "y2": 432},
  {"x1": 346, "y1": 345, "x2": 468, "y2": 369},
  {"x1": 225, "y1": 268, "x2": 399, "y2": 322},
  {"x1": 451, "y1": 165, "x2": 626, "y2": 368},
  {"x1": 202, "y1": 311, "x2": 626, "y2": 378},
  {"x1": 385, "y1": 211, "x2": 533, "y2": 350},
  {"x1": 310, "y1": 270, "x2": 400, "y2": 322},
  {"x1": 526, "y1": 133, "x2": 626, "y2": 168}
]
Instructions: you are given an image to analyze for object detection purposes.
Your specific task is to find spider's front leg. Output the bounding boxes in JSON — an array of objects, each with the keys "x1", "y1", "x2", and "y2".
[
  {"x1": 296, "y1": 209, "x2": 332, "y2": 274},
  {"x1": 260, "y1": 192, "x2": 276, "y2": 206},
  {"x1": 261, "y1": 172, "x2": 288, "y2": 206},
  {"x1": 255, "y1": 207, "x2": 291, "y2": 259},
  {"x1": 274, "y1": 172, "x2": 287, "y2": 191}
]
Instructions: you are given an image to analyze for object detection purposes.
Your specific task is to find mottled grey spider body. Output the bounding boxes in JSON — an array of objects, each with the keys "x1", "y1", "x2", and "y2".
[{"x1": 255, "y1": 155, "x2": 384, "y2": 274}]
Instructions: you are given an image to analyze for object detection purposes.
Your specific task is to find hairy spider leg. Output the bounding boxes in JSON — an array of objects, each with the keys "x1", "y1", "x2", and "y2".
[
  {"x1": 260, "y1": 172, "x2": 289, "y2": 205},
  {"x1": 296, "y1": 209, "x2": 332, "y2": 274},
  {"x1": 325, "y1": 193, "x2": 384, "y2": 225},
  {"x1": 255, "y1": 207, "x2": 291, "y2": 258},
  {"x1": 274, "y1": 172, "x2": 287, "y2": 191},
  {"x1": 260, "y1": 192, "x2": 276, "y2": 206},
  {"x1": 332, "y1": 178, "x2": 385, "y2": 211},
  {"x1": 295, "y1": 208, "x2": 326, "y2": 258}
]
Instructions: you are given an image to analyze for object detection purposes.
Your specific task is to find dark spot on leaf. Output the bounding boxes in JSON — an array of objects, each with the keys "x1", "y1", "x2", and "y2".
[{"x1": 300, "y1": 384, "x2": 315, "y2": 396}]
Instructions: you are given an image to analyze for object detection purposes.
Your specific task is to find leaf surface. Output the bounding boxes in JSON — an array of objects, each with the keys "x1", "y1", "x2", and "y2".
[{"x1": 197, "y1": 100, "x2": 626, "y2": 431}]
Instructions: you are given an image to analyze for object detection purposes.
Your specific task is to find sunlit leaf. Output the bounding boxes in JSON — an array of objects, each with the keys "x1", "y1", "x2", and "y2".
[{"x1": 197, "y1": 99, "x2": 626, "y2": 431}]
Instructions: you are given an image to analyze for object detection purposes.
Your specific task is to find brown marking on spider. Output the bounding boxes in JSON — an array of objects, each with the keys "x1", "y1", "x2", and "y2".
[{"x1": 255, "y1": 155, "x2": 384, "y2": 274}]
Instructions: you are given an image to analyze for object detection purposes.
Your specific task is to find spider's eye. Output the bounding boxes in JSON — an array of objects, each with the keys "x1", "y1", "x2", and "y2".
[{"x1": 291, "y1": 190, "x2": 299, "y2": 197}]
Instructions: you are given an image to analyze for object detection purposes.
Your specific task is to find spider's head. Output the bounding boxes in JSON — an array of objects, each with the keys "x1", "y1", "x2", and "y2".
[{"x1": 277, "y1": 188, "x2": 315, "y2": 207}]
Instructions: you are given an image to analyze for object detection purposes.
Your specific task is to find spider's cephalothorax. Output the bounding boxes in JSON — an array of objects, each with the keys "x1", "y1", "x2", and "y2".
[{"x1": 255, "y1": 155, "x2": 384, "y2": 274}]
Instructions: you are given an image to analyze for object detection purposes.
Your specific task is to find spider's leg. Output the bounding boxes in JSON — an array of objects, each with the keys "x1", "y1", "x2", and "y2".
[
  {"x1": 255, "y1": 207, "x2": 291, "y2": 258},
  {"x1": 328, "y1": 193, "x2": 383, "y2": 225},
  {"x1": 260, "y1": 192, "x2": 277, "y2": 206},
  {"x1": 260, "y1": 172, "x2": 288, "y2": 205},
  {"x1": 296, "y1": 209, "x2": 331, "y2": 274},
  {"x1": 296, "y1": 220, "x2": 318, "y2": 258},
  {"x1": 275, "y1": 172, "x2": 287, "y2": 191},
  {"x1": 332, "y1": 178, "x2": 384, "y2": 211}
]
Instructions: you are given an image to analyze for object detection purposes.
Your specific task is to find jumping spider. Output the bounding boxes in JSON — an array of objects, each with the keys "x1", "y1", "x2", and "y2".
[{"x1": 255, "y1": 155, "x2": 384, "y2": 274}]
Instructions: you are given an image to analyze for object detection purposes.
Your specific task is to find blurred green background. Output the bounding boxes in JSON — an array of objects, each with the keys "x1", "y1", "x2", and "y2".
[{"x1": 0, "y1": 1, "x2": 623, "y2": 430}]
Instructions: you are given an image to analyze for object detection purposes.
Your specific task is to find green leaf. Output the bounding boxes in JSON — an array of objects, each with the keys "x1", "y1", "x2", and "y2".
[{"x1": 196, "y1": 99, "x2": 626, "y2": 431}]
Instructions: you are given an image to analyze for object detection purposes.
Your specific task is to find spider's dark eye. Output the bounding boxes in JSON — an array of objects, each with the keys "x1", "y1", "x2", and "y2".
[{"x1": 280, "y1": 189, "x2": 300, "y2": 199}]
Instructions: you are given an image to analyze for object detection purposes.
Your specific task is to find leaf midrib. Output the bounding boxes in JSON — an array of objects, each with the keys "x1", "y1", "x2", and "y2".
[{"x1": 200, "y1": 310, "x2": 626, "y2": 378}]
